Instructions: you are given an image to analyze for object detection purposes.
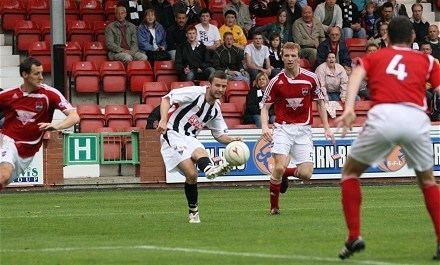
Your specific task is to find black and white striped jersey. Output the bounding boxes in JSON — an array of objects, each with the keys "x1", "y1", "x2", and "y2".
[{"x1": 164, "y1": 86, "x2": 228, "y2": 138}]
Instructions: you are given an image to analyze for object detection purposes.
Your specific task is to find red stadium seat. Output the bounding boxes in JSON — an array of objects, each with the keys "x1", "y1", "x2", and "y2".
[
  {"x1": 211, "y1": 12, "x2": 225, "y2": 26},
  {"x1": 209, "y1": 0, "x2": 227, "y2": 12},
  {"x1": 65, "y1": 0, "x2": 80, "y2": 23},
  {"x1": 71, "y1": 61, "x2": 100, "y2": 94},
  {"x1": 225, "y1": 80, "x2": 250, "y2": 102},
  {"x1": 300, "y1": 58, "x2": 312, "y2": 71},
  {"x1": 93, "y1": 20, "x2": 109, "y2": 45},
  {"x1": 132, "y1": 103, "x2": 154, "y2": 128},
  {"x1": 209, "y1": 19, "x2": 219, "y2": 27},
  {"x1": 67, "y1": 20, "x2": 94, "y2": 46},
  {"x1": 231, "y1": 124, "x2": 257, "y2": 129},
  {"x1": 39, "y1": 19, "x2": 51, "y2": 42},
  {"x1": 126, "y1": 61, "x2": 154, "y2": 93},
  {"x1": 220, "y1": 102, "x2": 243, "y2": 128},
  {"x1": 76, "y1": 104, "x2": 106, "y2": 132},
  {"x1": 227, "y1": 95, "x2": 246, "y2": 114},
  {"x1": 199, "y1": 80, "x2": 210, "y2": 87},
  {"x1": 100, "y1": 61, "x2": 127, "y2": 93},
  {"x1": 0, "y1": 0, "x2": 26, "y2": 31},
  {"x1": 170, "y1": 81, "x2": 195, "y2": 90},
  {"x1": 354, "y1": 100, "x2": 371, "y2": 115},
  {"x1": 104, "y1": 0, "x2": 117, "y2": 21},
  {"x1": 346, "y1": 38, "x2": 367, "y2": 51},
  {"x1": 105, "y1": 104, "x2": 133, "y2": 130},
  {"x1": 65, "y1": 41, "x2": 83, "y2": 74},
  {"x1": 154, "y1": 60, "x2": 179, "y2": 86},
  {"x1": 83, "y1": 41, "x2": 108, "y2": 67},
  {"x1": 142, "y1": 81, "x2": 169, "y2": 106},
  {"x1": 14, "y1": 20, "x2": 41, "y2": 53},
  {"x1": 27, "y1": 0, "x2": 50, "y2": 25},
  {"x1": 95, "y1": 127, "x2": 122, "y2": 160},
  {"x1": 28, "y1": 41, "x2": 51, "y2": 73},
  {"x1": 350, "y1": 50, "x2": 366, "y2": 60},
  {"x1": 79, "y1": 0, "x2": 105, "y2": 23}
]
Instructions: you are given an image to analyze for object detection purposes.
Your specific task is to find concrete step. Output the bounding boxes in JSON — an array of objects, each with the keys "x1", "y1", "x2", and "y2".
[
  {"x1": 0, "y1": 77, "x2": 21, "y2": 88},
  {"x1": 0, "y1": 34, "x2": 4, "y2": 46},
  {"x1": 0, "y1": 45, "x2": 12, "y2": 55},
  {"x1": 0, "y1": 55, "x2": 19, "y2": 67},
  {"x1": 0, "y1": 66, "x2": 19, "y2": 77}
]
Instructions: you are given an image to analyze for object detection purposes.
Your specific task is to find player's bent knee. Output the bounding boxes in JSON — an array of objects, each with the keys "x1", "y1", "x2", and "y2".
[
  {"x1": 0, "y1": 162, "x2": 13, "y2": 185},
  {"x1": 185, "y1": 172, "x2": 198, "y2": 184}
]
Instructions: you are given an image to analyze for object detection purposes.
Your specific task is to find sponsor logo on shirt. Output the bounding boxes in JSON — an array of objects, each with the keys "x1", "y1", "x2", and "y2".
[
  {"x1": 285, "y1": 98, "x2": 304, "y2": 110},
  {"x1": 16, "y1": 110, "x2": 37, "y2": 125}
]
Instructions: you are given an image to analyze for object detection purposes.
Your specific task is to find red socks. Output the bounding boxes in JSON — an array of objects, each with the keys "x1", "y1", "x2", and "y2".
[
  {"x1": 270, "y1": 178, "x2": 281, "y2": 209},
  {"x1": 282, "y1": 167, "x2": 297, "y2": 179},
  {"x1": 341, "y1": 177, "x2": 362, "y2": 242},
  {"x1": 422, "y1": 184, "x2": 440, "y2": 243}
]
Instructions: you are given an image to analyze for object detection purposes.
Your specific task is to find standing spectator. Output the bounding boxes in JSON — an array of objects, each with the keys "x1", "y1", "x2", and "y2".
[
  {"x1": 284, "y1": 0, "x2": 302, "y2": 27},
  {"x1": 219, "y1": 10, "x2": 248, "y2": 49},
  {"x1": 223, "y1": 0, "x2": 253, "y2": 34},
  {"x1": 243, "y1": 72, "x2": 274, "y2": 127},
  {"x1": 173, "y1": 0, "x2": 202, "y2": 25},
  {"x1": 314, "y1": 0, "x2": 343, "y2": 34},
  {"x1": 259, "y1": 9, "x2": 292, "y2": 43},
  {"x1": 138, "y1": 9, "x2": 169, "y2": 62},
  {"x1": 105, "y1": 4, "x2": 148, "y2": 63},
  {"x1": 175, "y1": 26, "x2": 215, "y2": 81},
  {"x1": 292, "y1": 5, "x2": 326, "y2": 66},
  {"x1": 411, "y1": 3, "x2": 429, "y2": 45},
  {"x1": 260, "y1": 42, "x2": 334, "y2": 215},
  {"x1": 268, "y1": 33, "x2": 284, "y2": 77},
  {"x1": 373, "y1": 1, "x2": 393, "y2": 36},
  {"x1": 195, "y1": 9, "x2": 221, "y2": 51},
  {"x1": 368, "y1": 22, "x2": 388, "y2": 48},
  {"x1": 0, "y1": 57, "x2": 80, "y2": 190},
  {"x1": 166, "y1": 10, "x2": 188, "y2": 60},
  {"x1": 212, "y1": 32, "x2": 249, "y2": 82},
  {"x1": 389, "y1": 0, "x2": 408, "y2": 18},
  {"x1": 361, "y1": 2, "x2": 379, "y2": 38},
  {"x1": 120, "y1": 0, "x2": 144, "y2": 26},
  {"x1": 244, "y1": 32, "x2": 272, "y2": 85},
  {"x1": 315, "y1": 52, "x2": 348, "y2": 101},
  {"x1": 425, "y1": 25, "x2": 440, "y2": 60},
  {"x1": 338, "y1": 0, "x2": 367, "y2": 39},
  {"x1": 150, "y1": 0, "x2": 175, "y2": 30},
  {"x1": 316, "y1": 26, "x2": 352, "y2": 69}
]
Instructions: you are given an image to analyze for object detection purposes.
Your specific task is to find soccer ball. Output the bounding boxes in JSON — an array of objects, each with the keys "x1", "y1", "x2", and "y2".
[{"x1": 224, "y1": 141, "x2": 250, "y2": 166}]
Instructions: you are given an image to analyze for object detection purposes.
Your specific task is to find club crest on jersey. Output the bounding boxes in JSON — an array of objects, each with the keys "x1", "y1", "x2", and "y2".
[
  {"x1": 302, "y1": 87, "x2": 309, "y2": 96},
  {"x1": 285, "y1": 98, "x2": 304, "y2": 110},
  {"x1": 35, "y1": 101, "x2": 43, "y2": 112}
]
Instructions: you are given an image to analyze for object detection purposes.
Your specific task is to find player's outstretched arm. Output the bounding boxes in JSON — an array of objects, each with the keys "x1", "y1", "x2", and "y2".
[
  {"x1": 157, "y1": 96, "x2": 171, "y2": 134},
  {"x1": 260, "y1": 103, "x2": 273, "y2": 142},
  {"x1": 317, "y1": 99, "x2": 335, "y2": 143},
  {"x1": 38, "y1": 109, "x2": 80, "y2": 131}
]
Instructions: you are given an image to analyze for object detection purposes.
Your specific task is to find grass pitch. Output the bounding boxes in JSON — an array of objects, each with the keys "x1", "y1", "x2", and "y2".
[{"x1": 0, "y1": 185, "x2": 437, "y2": 265}]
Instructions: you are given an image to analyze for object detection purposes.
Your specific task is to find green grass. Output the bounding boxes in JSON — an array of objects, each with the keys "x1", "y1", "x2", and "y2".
[{"x1": 0, "y1": 185, "x2": 437, "y2": 265}]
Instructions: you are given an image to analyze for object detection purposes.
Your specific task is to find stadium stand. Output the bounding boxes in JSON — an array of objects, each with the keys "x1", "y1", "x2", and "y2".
[
  {"x1": 27, "y1": 0, "x2": 50, "y2": 26},
  {"x1": 14, "y1": 20, "x2": 41, "y2": 53},
  {"x1": 142, "y1": 81, "x2": 169, "y2": 107},
  {"x1": 79, "y1": 0, "x2": 105, "y2": 23},
  {"x1": 0, "y1": 0, "x2": 26, "y2": 31},
  {"x1": 132, "y1": 103, "x2": 154, "y2": 128},
  {"x1": 65, "y1": 41, "x2": 83, "y2": 74},
  {"x1": 28, "y1": 41, "x2": 51, "y2": 73},
  {"x1": 170, "y1": 81, "x2": 195, "y2": 90},
  {"x1": 153, "y1": 60, "x2": 179, "y2": 86},
  {"x1": 126, "y1": 60, "x2": 154, "y2": 94},
  {"x1": 83, "y1": 41, "x2": 108, "y2": 67},
  {"x1": 104, "y1": 104, "x2": 133, "y2": 130},
  {"x1": 76, "y1": 104, "x2": 106, "y2": 133}
]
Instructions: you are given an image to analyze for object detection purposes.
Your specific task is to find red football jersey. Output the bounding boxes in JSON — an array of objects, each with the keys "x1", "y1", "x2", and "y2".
[
  {"x1": 361, "y1": 46, "x2": 440, "y2": 110},
  {"x1": 262, "y1": 69, "x2": 324, "y2": 125},
  {"x1": 0, "y1": 84, "x2": 73, "y2": 157}
]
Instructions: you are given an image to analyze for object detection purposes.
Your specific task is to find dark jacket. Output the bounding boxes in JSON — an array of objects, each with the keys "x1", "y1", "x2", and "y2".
[
  {"x1": 173, "y1": 1, "x2": 202, "y2": 25},
  {"x1": 212, "y1": 44, "x2": 245, "y2": 71},
  {"x1": 151, "y1": 0, "x2": 175, "y2": 30},
  {"x1": 316, "y1": 39, "x2": 352, "y2": 68},
  {"x1": 338, "y1": 0, "x2": 362, "y2": 28},
  {"x1": 121, "y1": 0, "x2": 145, "y2": 26},
  {"x1": 166, "y1": 24, "x2": 187, "y2": 51},
  {"x1": 268, "y1": 47, "x2": 283, "y2": 69},
  {"x1": 175, "y1": 42, "x2": 211, "y2": 72},
  {"x1": 243, "y1": 86, "x2": 274, "y2": 123}
]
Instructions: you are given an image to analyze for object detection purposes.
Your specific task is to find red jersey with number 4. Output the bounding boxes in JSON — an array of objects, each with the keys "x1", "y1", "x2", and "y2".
[
  {"x1": 262, "y1": 69, "x2": 325, "y2": 125},
  {"x1": 0, "y1": 84, "x2": 73, "y2": 158},
  {"x1": 361, "y1": 46, "x2": 440, "y2": 110}
]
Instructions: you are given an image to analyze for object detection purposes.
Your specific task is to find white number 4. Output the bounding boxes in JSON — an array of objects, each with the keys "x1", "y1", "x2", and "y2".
[{"x1": 385, "y1": 55, "x2": 408, "y2": 81}]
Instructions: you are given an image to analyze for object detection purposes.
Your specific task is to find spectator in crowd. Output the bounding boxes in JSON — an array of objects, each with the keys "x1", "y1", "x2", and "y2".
[
  {"x1": 119, "y1": 0, "x2": 144, "y2": 26},
  {"x1": 175, "y1": 26, "x2": 215, "y2": 81},
  {"x1": 411, "y1": 29, "x2": 419, "y2": 50},
  {"x1": 338, "y1": 0, "x2": 367, "y2": 39},
  {"x1": 361, "y1": 1, "x2": 379, "y2": 38},
  {"x1": 368, "y1": 22, "x2": 388, "y2": 48},
  {"x1": 358, "y1": 43, "x2": 379, "y2": 100},
  {"x1": 212, "y1": 32, "x2": 249, "y2": 82},
  {"x1": 315, "y1": 52, "x2": 348, "y2": 101},
  {"x1": 420, "y1": 42, "x2": 440, "y2": 121},
  {"x1": 245, "y1": 31, "x2": 272, "y2": 85},
  {"x1": 258, "y1": 9, "x2": 292, "y2": 43},
  {"x1": 371, "y1": 0, "x2": 387, "y2": 8},
  {"x1": 314, "y1": 0, "x2": 343, "y2": 34},
  {"x1": 150, "y1": 0, "x2": 175, "y2": 30},
  {"x1": 173, "y1": 0, "x2": 202, "y2": 25},
  {"x1": 166, "y1": 10, "x2": 188, "y2": 60},
  {"x1": 195, "y1": 9, "x2": 221, "y2": 51},
  {"x1": 219, "y1": 10, "x2": 248, "y2": 49},
  {"x1": 249, "y1": 0, "x2": 283, "y2": 27},
  {"x1": 284, "y1": 0, "x2": 302, "y2": 27},
  {"x1": 316, "y1": 26, "x2": 352, "y2": 69},
  {"x1": 223, "y1": 0, "x2": 253, "y2": 34},
  {"x1": 105, "y1": 4, "x2": 148, "y2": 63},
  {"x1": 389, "y1": 0, "x2": 408, "y2": 18},
  {"x1": 292, "y1": 5, "x2": 326, "y2": 66},
  {"x1": 352, "y1": 0, "x2": 367, "y2": 12},
  {"x1": 425, "y1": 25, "x2": 440, "y2": 60},
  {"x1": 138, "y1": 9, "x2": 169, "y2": 62},
  {"x1": 411, "y1": 3, "x2": 429, "y2": 45},
  {"x1": 268, "y1": 33, "x2": 284, "y2": 77},
  {"x1": 243, "y1": 72, "x2": 274, "y2": 127},
  {"x1": 373, "y1": 1, "x2": 393, "y2": 36}
]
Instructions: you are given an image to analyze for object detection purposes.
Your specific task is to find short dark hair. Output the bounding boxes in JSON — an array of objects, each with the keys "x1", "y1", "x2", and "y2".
[
  {"x1": 224, "y1": 10, "x2": 237, "y2": 18},
  {"x1": 382, "y1": 2, "x2": 393, "y2": 10},
  {"x1": 186, "y1": 25, "x2": 197, "y2": 33},
  {"x1": 388, "y1": 16, "x2": 413, "y2": 45},
  {"x1": 253, "y1": 31, "x2": 263, "y2": 38},
  {"x1": 419, "y1": 42, "x2": 432, "y2": 49},
  {"x1": 175, "y1": 9, "x2": 187, "y2": 17},
  {"x1": 199, "y1": 8, "x2": 211, "y2": 19},
  {"x1": 19, "y1": 57, "x2": 42, "y2": 77},
  {"x1": 209, "y1": 70, "x2": 228, "y2": 83},
  {"x1": 366, "y1": 43, "x2": 379, "y2": 51},
  {"x1": 223, "y1": 31, "x2": 233, "y2": 39}
]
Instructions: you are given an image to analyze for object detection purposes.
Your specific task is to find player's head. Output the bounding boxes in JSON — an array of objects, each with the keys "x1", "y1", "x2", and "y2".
[
  {"x1": 281, "y1": 42, "x2": 301, "y2": 72},
  {"x1": 208, "y1": 71, "x2": 228, "y2": 100},
  {"x1": 20, "y1": 57, "x2": 43, "y2": 89},
  {"x1": 388, "y1": 16, "x2": 413, "y2": 46}
]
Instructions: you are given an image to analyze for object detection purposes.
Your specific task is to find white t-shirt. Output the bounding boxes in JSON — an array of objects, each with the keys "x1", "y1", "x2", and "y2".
[
  {"x1": 244, "y1": 43, "x2": 270, "y2": 68},
  {"x1": 195, "y1": 23, "x2": 221, "y2": 47}
]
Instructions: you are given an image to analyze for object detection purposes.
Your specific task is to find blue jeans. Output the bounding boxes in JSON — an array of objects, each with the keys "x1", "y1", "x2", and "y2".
[
  {"x1": 252, "y1": 114, "x2": 275, "y2": 128},
  {"x1": 327, "y1": 91, "x2": 341, "y2": 101},
  {"x1": 343, "y1": 27, "x2": 367, "y2": 39}
]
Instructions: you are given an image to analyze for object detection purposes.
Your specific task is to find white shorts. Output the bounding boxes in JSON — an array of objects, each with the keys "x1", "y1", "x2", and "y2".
[
  {"x1": 350, "y1": 104, "x2": 433, "y2": 172},
  {"x1": 0, "y1": 134, "x2": 34, "y2": 181},
  {"x1": 271, "y1": 123, "x2": 314, "y2": 165},
  {"x1": 160, "y1": 130, "x2": 205, "y2": 172}
]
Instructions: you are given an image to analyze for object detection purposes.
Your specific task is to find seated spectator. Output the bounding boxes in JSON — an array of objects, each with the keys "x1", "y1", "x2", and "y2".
[
  {"x1": 138, "y1": 9, "x2": 169, "y2": 62},
  {"x1": 314, "y1": 0, "x2": 343, "y2": 34},
  {"x1": 389, "y1": 0, "x2": 408, "y2": 18},
  {"x1": 150, "y1": 0, "x2": 175, "y2": 30},
  {"x1": 420, "y1": 42, "x2": 440, "y2": 121},
  {"x1": 195, "y1": 9, "x2": 221, "y2": 51},
  {"x1": 175, "y1": 26, "x2": 215, "y2": 81},
  {"x1": 212, "y1": 32, "x2": 249, "y2": 82},
  {"x1": 368, "y1": 22, "x2": 388, "y2": 48},
  {"x1": 358, "y1": 43, "x2": 378, "y2": 99},
  {"x1": 411, "y1": 29, "x2": 419, "y2": 50},
  {"x1": 410, "y1": 3, "x2": 429, "y2": 45},
  {"x1": 316, "y1": 27, "x2": 351, "y2": 69},
  {"x1": 338, "y1": 0, "x2": 367, "y2": 39},
  {"x1": 173, "y1": 0, "x2": 202, "y2": 25},
  {"x1": 292, "y1": 5, "x2": 326, "y2": 66},
  {"x1": 361, "y1": 2, "x2": 379, "y2": 38},
  {"x1": 219, "y1": 10, "x2": 248, "y2": 49},
  {"x1": 166, "y1": 10, "x2": 188, "y2": 60},
  {"x1": 425, "y1": 25, "x2": 440, "y2": 60},
  {"x1": 284, "y1": 0, "x2": 302, "y2": 27},
  {"x1": 258, "y1": 9, "x2": 292, "y2": 43},
  {"x1": 223, "y1": 0, "x2": 253, "y2": 34},
  {"x1": 244, "y1": 31, "x2": 272, "y2": 85},
  {"x1": 243, "y1": 72, "x2": 274, "y2": 128},
  {"x1": 373, "y1": 1, "x2": 393, "y2": 36},
  {"x1": 105, "y1": 4, "x2": 148, "y2": 63},
  {"x1": 249, "y1": 0, "x2": 283, "y2": 27},
  {"x1": 268, "y1": 33, "x2": 284, "y2": 77},
  {"x1": 315, "y1": 52, "x2": 348, "y2": 101},
  {"x1": 120, "y1": 0, "x2": 144, "y2": 26}
]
